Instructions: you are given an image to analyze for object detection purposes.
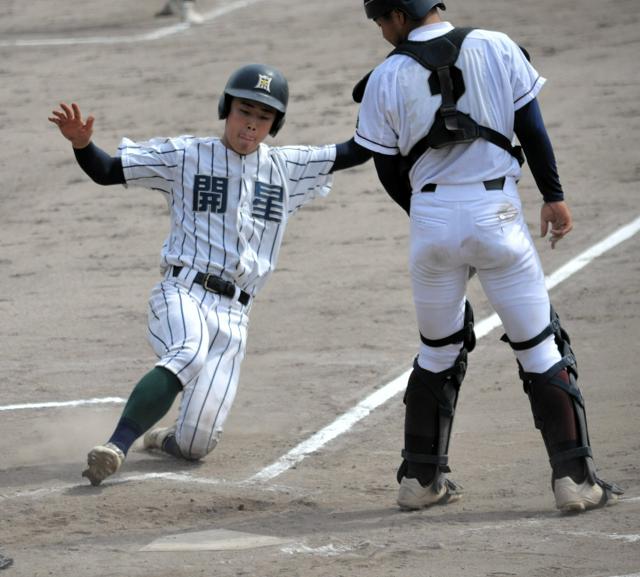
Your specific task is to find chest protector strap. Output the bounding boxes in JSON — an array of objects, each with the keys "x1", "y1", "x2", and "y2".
[{"x1": 389, "y1": 27, "x2": 524, "y2": 168}]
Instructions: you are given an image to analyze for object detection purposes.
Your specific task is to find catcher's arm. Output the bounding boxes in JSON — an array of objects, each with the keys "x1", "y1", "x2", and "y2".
[
  {"x1": 373, "y1": 153, "x2": 412, "y2": 215},
  {"x1": 514, "y1": 98, "x2": 572, "y2": 248},
  {"x1": 331, "y1": 137, "x2": 372, "y2": 172}
]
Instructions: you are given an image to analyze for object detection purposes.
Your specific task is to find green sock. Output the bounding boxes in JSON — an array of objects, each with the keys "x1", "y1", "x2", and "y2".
[
  {"x1": 108, "y1": 367, "x2": 183, "y2": 454},
  {"x1": 121, "y1": 366, "x2": 183, "y2": 432}
]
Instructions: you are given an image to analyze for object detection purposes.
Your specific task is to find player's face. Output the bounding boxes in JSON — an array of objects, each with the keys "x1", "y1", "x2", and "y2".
[
  {"x1": 375, "y1": 10, "x2": 407, "y2": 46},
  {"x1": 222, "y1": 98, "x2": 277, "y2": 155}
]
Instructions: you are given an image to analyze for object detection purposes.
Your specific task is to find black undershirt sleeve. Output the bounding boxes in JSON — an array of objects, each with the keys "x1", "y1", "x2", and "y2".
[
  {"x1": 331, "y1": 138, "x2": 373, "y2": 173},
  {"x1": 373, "y1": 153, "x2": 412, "y2": 215},
  {"x1": 514, "y1": 99, "x2": 564, "y2": 202},
  {"x1": 73, "y1": 142, "x2": 125, "y2": 186}
]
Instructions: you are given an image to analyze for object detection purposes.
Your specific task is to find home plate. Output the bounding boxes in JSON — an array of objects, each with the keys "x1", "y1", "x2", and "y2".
[{"x1": 141, "y1": 529, "x2": 293, "y2": 552}]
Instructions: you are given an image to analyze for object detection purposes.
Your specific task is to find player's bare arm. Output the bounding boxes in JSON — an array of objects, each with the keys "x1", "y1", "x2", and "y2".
[{"x1": 48, "y1": 102, "x2": 94, "y2": 149}]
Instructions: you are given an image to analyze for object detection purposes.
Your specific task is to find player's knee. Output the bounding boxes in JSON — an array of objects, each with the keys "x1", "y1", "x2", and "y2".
[
  {"x1": 503, "y1": 305, "x2": 570, "y2": 374},
  {"x1": 514, "y1": 334, "x2": 560, "y2": 373},
  {"x1": 417, "y1": 343, "x2": 461, "y2": 373},
  {"x1": 160, "y1": 340, "x2": 208, "y2": 385},
  {"x1": 174, "y1": 426, "x2": 220, "y2": 460}
]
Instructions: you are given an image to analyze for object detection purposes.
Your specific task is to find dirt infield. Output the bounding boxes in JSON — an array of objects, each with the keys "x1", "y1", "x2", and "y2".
[{"x1": 1, "y1": 0, "x2": 639, "y2": 575}]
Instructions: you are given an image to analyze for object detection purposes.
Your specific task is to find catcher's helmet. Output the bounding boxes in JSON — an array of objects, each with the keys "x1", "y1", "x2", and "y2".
[
  {"x1": 218, "y1": 63, "x2": 289, "y2": 136},
  {"x1": 363, "y1": 0, "x2": 446, "y2": 20}
]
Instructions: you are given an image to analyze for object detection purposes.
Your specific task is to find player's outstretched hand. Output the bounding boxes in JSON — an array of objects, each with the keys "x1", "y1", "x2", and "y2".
[
  {"x1": 540, "y1": 200, "x2": 573, "y2": 249},
  {"x1": 48, "y1": 102, "x2": 94, "y2": 149}
]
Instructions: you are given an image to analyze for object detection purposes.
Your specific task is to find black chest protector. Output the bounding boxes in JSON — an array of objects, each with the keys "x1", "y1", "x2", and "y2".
[{"x1": 354, "y1": 27, "x2": 524, "y2": 169}]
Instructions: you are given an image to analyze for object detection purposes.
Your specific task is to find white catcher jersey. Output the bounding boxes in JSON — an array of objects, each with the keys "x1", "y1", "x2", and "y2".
[
  {"x1": 355, "y1": 21, "x2": 546, "y2": 188},
  {"x1": 118, "y1": 137, "x2": 336, "y2": 295}
]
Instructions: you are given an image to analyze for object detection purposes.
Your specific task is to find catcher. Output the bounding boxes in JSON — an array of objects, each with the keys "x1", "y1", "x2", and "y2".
[{"x1": 353, "y1": 0, "x2": 622, "y2": 513}]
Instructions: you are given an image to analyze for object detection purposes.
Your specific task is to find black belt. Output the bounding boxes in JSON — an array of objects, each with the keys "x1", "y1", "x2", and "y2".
[
  {"x1": 172, "y1": 266, "x2": 250, "y2": 306},
  {"x1": 421, "y1": 177, "x2": 506, "y2": 193}
]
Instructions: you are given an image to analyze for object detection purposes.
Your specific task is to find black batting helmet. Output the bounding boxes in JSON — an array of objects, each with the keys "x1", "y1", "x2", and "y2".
[
  {"x1": 363, "y1": 0, "x2": 446, "y2": 20},
  {"x1": 218, "y1": 64, "x2": 289, "y2": 136}
]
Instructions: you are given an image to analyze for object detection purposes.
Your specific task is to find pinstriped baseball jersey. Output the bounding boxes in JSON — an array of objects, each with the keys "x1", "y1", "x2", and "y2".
[{"x1": 118, "y1": 137, "x2": 336, "y2": 296}]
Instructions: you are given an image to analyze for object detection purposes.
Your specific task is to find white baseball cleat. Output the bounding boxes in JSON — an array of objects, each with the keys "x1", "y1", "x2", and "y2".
[
  {"x1": 143, "y1": 425, "x2": 177, "y2": 451},
  {"x1": 181, "y1": 1, "x2": 204, "y2": 24},
  {"x1": 82, "y1": 443, "x2": 125, "y2": 486},
  {"x1": 397, "y1": 475, "x2": 462, "y2": 510},
  {"x1": 553, "y1": 476, "x2": 620, "y2": 513}
]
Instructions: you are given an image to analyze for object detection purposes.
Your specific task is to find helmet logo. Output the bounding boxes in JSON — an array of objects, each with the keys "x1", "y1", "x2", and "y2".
[{"x1": 255, "y1": 74, "x2": 273, "y2": 93}]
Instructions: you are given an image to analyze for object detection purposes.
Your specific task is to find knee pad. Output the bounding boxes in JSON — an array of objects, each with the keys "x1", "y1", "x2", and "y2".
[{"x1": 399, "y1": 350, "x2": 468, "y2": 481}]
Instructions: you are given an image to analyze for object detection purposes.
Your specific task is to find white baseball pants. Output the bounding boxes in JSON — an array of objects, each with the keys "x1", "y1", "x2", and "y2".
[{"x1": 409, "y1": 178, "x2": 561, "y2": 374}]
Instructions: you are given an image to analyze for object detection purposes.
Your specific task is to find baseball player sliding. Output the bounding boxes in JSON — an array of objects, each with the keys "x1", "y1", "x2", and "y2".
[
  {"x1": 354, "y1": 0, "x2": 622, "y2": 512},
  {"x1": 49, "y1": 64, "x2": 371, "y2": 486}
]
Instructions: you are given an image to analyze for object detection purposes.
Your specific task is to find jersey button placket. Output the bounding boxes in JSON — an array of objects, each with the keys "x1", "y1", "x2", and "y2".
[{"x1": 240, "y1": 157, "x2": 251, "y2": 212}]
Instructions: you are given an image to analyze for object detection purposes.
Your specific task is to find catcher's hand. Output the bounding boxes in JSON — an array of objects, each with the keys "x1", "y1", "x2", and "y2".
[
  {"x1": 48, "y1": 102, "x2": 94, "y2": 149},
  {"x1": 541, "y1": 200, "x2": 573, "y2": 249}
]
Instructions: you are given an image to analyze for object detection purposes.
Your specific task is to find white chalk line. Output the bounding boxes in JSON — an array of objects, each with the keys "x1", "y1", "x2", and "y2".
[
  {"x1": 1, "y1": 216, "x2": 638, "y2": 501},
  {"x1": 0, "y1": 397, "x2": 125, "y2": 412},
  {"x1": 0, "y1": 0, "x2": 267, "y2": 48},
  {"x1": 0, "y1": 472, "x2": 228, "y2": 502},
  {"x1": 461, "y1": 517, "x2": 640, "y2": 544},
  {"x1": 249, "y1": 215, "x2": 640, "y2": 483},
  {"x1": 0, "y1": 470, "x2": 301, "y2": 503}
]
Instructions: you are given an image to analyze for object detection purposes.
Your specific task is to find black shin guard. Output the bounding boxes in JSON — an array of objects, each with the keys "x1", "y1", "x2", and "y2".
[
  {"x1": 523, "y1": 364, "x2": 587, "y2": 482},
  {"x1": 398, "y1": 351, "x2": 468, "y2": 486},
  {"x1": 400, "y1": 300, "x2": 475, "y2": 486},
  {"x1": 511, "y1": 307, "x2": 622, "y2": 498}
]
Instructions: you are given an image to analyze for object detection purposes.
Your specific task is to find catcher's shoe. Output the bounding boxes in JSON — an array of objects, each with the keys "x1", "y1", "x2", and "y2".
[
  {"x1": 82, "y1": 443, "x2": 125, "y2": 486},
  {"x1": 553, "y1": 476, "x2": 622, "y2": 513},
  {"x1": 397, "y1": 475, "x2": 462, "y2": 510},
  {"x1": 143, "y1": 425, "x2": 177, "y2": 452}
]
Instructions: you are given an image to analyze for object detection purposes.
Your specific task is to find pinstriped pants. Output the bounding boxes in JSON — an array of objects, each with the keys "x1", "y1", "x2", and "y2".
[{"x1": 147, "y1": 277, "x2": 249, "y2": 459}]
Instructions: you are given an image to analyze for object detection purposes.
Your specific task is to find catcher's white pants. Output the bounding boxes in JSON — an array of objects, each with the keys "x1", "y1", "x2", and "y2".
[
  {"x1": 147, "y1": 276, "x2": 249, "y2": 459},
  {"x1": 409, "y1": 177, "x2": 561, "y2": 374}
]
